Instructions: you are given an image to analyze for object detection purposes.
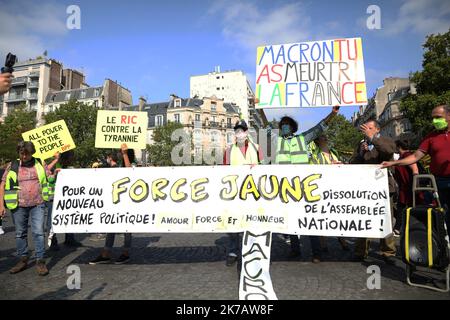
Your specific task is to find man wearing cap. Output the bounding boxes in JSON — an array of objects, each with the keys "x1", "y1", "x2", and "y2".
[
  {"x1": 222, "y1": 119, "x2": 264, "y2": 266},
  {"x1": 276, "y1": 106, "x2": 340, "y2": 263}
]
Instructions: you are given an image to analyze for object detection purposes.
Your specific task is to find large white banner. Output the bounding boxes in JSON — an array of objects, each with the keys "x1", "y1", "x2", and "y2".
[{"x1": 52, "y1": 164, "x2": 392, "y2": 238}]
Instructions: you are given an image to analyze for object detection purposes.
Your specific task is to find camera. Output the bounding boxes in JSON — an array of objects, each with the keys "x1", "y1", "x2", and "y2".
[{"x1": 1, "y1": 52, "x2": 17, "y2": 73}]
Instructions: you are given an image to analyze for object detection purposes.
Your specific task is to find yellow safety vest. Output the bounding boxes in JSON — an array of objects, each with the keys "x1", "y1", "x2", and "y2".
[
  {"x1": 230, "y1": 142, "x2": 259, "y2": 165},
  {"x1": 275, "y1": 135, "x2": 309, "y2": 164},
  {"x1": 4, "y1": 159, "x2": 49, "y2": 210},
  {"x1": 311, "y1": 149, "x2": 340, "y2": 164}
]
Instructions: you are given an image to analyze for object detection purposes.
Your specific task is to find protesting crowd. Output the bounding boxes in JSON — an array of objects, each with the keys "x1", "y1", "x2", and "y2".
[{"x1": 1, "y1": 69, "x2": 449, "y2": 278}]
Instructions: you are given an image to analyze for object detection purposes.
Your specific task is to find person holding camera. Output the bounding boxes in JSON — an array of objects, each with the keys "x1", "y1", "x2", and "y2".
[{"x1": 0, "y1": 72, "x2": 13, "y2": 95}]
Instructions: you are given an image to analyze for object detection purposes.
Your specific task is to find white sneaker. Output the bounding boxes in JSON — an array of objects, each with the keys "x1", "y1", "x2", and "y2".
[{"x1": 0, "y1": 226, "x2": 4, "y2": 235}]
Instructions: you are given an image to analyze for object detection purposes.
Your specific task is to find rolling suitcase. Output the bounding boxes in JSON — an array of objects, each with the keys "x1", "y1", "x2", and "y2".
[{"x1": 400, "y1": 174, "x2": 449, "y2": 292}]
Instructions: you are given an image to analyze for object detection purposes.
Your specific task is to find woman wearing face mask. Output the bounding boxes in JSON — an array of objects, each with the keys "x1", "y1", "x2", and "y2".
[
  {"x1": 222, "y1": 119, "x2": 264, "y2": 267},
  {"x1": 0, "y1": 141, "x2": 52, "y2": 276}
]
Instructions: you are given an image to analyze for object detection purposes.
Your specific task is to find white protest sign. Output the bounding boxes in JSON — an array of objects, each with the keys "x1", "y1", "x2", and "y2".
[
  {"x1": 239, "y1": 230, "x2": 277, "y2": 300},
  {"x1": 255, "y1": 37, "x2": 367, "y2": 108},
  {"x1": 52, "y1": 164, "x2": 392, "y2": 237}
]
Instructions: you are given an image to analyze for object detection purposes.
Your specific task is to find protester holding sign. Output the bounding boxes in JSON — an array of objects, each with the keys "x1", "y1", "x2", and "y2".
[
  {"x1": 89, "y1": 143, "x2": 135, "y2": 265},
  {"x1": 223, "y1": 119, "x2": 264, "y2": 267},
  {"x1": 350, "y1": 119, "x2": 397, "y2": 263},
  {"x1": 46, "y1": 150, "x2": 82, "y2": 251},
  {"x1": 276, "y1": 106, "x2": 339, "y2": 263},
  {"x1": 0, "y1": 141, "x2": 51, "y2": 276},
  {"x1": 310, "y1": 134, "x2": 349, "y2": 253}
]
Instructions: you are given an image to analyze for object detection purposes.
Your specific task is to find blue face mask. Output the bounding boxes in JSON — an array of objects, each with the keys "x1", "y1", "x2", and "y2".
[{"x1": 281, "y1": 124, "x2": 291, "y2": 136}]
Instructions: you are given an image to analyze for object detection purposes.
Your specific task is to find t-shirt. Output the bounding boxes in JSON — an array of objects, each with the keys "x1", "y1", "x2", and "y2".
[
  {"x1": 418, "y1": 130, "x2": 450, "y2": 177},
  {"x1": 1, "y1": 160, "x2": 51, "y2": 207}
]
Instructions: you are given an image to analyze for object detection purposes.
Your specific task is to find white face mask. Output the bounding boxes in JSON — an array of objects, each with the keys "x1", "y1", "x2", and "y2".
[
  {"x1": 393, "y1": 153, "x2": 400, "y2": 161},
  {"x1": 235, "y1": 129, "x2": 247, "y2": 144}
]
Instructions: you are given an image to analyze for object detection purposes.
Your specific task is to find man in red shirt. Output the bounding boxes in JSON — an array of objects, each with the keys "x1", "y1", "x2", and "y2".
[{"x1": 382, "y1": 104, "x2": 450, "y2": 233}]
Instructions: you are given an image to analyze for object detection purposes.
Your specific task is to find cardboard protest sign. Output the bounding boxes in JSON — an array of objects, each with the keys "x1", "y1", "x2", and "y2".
[
  {"x1": 95, "y1": 110, "x2": 148, "y2": 149},
  {"x1": 52, "y1": 164, "x2": 392, "y2": 237},
  {"x1": 255, "y1": 37, "x2": 367, "y2": 108},
  {"x1": 239, "y1": 230, "x2": 277, "y2": 300},
  {"x1": 22, "y1": 120, "x2": 75, "y2": 160}
]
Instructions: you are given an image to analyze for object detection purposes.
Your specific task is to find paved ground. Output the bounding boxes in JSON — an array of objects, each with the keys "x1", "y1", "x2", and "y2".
[{"x1": 0, "y1": 214, "x2": 449, "y2": 300}]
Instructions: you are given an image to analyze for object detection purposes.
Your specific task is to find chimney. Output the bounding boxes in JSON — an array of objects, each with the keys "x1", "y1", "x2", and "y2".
[{"x1": 138, "y1": 96, "x2": 146, "y2": 111}]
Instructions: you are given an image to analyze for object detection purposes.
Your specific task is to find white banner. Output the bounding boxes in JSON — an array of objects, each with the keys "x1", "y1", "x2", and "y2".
[
  {"x1": 239, "y1": 231, "x2": 277, "y2": 300},
  {"x1": 52, "y1": 164, "x2": 392, "y2": 237}
]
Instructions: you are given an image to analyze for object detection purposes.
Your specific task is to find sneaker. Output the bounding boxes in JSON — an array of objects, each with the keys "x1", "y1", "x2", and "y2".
[
  {"x1": 114, "y1": 254, "x2": 130, "y2": 265},
  {"x1": 36, "y1": 260, "x2": 49, "y2": 276},
  {"x1": 226, "y1": 254, "x2": 238, "y2": 267},
  {"x1": 89, "y1": 255, "x2": 111, "y2": 265},
  {"x1": 0, "y1": 226, "x2": 4, "y2": 235},
  {"x1": 10, "y1": 257, "x2": 28, "y2": 274},
  {"x1": 393, "y1": 229, "x2": 401, "y2": 238}
]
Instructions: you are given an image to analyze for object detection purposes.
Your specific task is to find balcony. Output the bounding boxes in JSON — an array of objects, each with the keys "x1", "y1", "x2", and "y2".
[
  {"x1": 6, "y1": 92, "x2": 27, "y2": 102},
  {"x1": 210, "y1": 121, "x2": 220, "y2": 128},
  {"x1": 28, "y1": 93, "x2": 38, "y2": 100},
  {"x1": 11, "y1": 77, "x2": 27, "y2": 86},
  {"x1": 29, "y1": 72, "x2": 40, "y2": 78},
  {"x1": 28, "y1": 81, "x2": 39, "y2": 88},
  {"x1": 227, "y1": 123, "x2": 232, "y2": 129}
]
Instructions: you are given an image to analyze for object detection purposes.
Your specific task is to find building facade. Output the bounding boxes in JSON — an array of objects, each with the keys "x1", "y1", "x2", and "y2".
[
  {"x1": 0, "y1": 57, "x2": 86, "y2": 123},
  {"x1": 190, "y1": 67, "x2": 267, "y2": 130},
  {"x1": 42, "y1": 79, "x2": 132, "y2": 115},
  {"x1": 125, "y1": 95, "x2": 241, "y2": 164},
  {"x1": 352, "y1": 77, "x2": 415, "y2": 141}
]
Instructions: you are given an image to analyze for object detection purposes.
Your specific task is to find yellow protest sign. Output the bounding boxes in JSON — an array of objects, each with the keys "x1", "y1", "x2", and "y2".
[
  {"x1": 95, "y1": 110, "x2": 148, "y2": 149},
  {"x1": 22, "y1": 120, "x2": 76, "y2": 160}
]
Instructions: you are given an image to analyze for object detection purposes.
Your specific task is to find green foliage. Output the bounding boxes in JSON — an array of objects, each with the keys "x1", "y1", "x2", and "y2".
[
  {"x1": 44, "y1": 100, "x2": 108, "y2": 167},
  {"x1": 400, "y1": 29, "x2": 450, "y2": 141},
  {"x1": 324, "y1": 114, "x2": 363, "y2": 160},
  {"x1": 0, "y1": 104, "x2": 36, "y2": 164},
  {"x1": 146, "y1": 121, "x2": 186, "y2": 166}
]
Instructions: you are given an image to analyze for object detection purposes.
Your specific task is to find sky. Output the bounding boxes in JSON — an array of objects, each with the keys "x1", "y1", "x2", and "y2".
[{"x1": 1, "y1": 0, "x2": 449, "y2": 130}]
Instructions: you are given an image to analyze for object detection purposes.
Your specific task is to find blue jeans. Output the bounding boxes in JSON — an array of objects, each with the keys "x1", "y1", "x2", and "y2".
[
  {"x1": 12, "y1": 204, "x2": 46, "y2": 260},
  {"x1": 46, "y1": 201, "x2": 53, "y2": 233}
]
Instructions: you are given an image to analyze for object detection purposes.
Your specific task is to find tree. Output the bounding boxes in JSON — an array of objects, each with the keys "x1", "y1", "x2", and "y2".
[
  {"x1": 400, "y1": 29, "x2": 450, "y2": 142},
  {"x1": 146, "y1": 121, "x2": 186, "y2": 166},
  {"x1": 324, "y1": 114, "x2": 363, "y2": 161},
  {"x1": 44, "y1": 100, "x2": 108, "y2": 167},
  {"x1": 0, "y1": 104, "x2": 36, "y2": 164}
]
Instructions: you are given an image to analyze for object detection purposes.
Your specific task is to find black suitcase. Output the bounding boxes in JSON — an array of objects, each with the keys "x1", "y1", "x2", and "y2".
[
  {"x1": 400, "y1": 174, "x2": 449, "y2": 292},
  {"x1": 401, "y1": 205, "x2": 449, "y2": 270}
]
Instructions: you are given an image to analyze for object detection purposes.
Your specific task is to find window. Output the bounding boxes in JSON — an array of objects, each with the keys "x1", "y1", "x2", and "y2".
[
  {"x1": 65, "y1": 92, "x2": 71, "y2": 100},
  {"x1": 175, "y1": 99, "x2": 181, "y2": 107},
  {"x1": 195, "y1": 114, "x2": 200, "y2": 122},
  {"x1": 48, "y1": 105, "x2": 53, "y2": 113},
  {"x1": 227, "y1": 118, "x2": 231, "y2": 127},
  {"x1": 174, "y1": 113, "x2": 180, "y2": 123},
  {"x1": 94, "y1": 88, "x2": 100, "y2": 97},
  {"x1": 195, "y1": 146, "x2": 201, "y2": 156},
  {"x1": 211, "y1": 103, "x2": 217, "y2": 112},
  {"x1": 227, "y1": 132, "x2": 233, "y2": 144},
  {"x1": 80, "y1": 90, "x2": 86, "y2": 99},
  {"x1": 194, "y1": 129, "x2": 202, "y2": 141},
  {"x1": 156, "y1": 115, "x2": 163, "y2": 127},
  {"x1": 93, "y1": 100, "x2": 98, "y2": 108}
]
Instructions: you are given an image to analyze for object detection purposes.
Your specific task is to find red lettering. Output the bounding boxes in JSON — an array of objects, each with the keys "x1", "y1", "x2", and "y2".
[
  {"x1": 271, "y1": 64, "x2": 283, "y2": 82},
  {"x1": 121, "y1": 115, "x2": 137, "y2": 124},
  {"x1": 347, "y1": 39, "x2": 358, "y2": 60},
  {"x1": 256, "y1": 65, "x2": 271, "y2": 84}
]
